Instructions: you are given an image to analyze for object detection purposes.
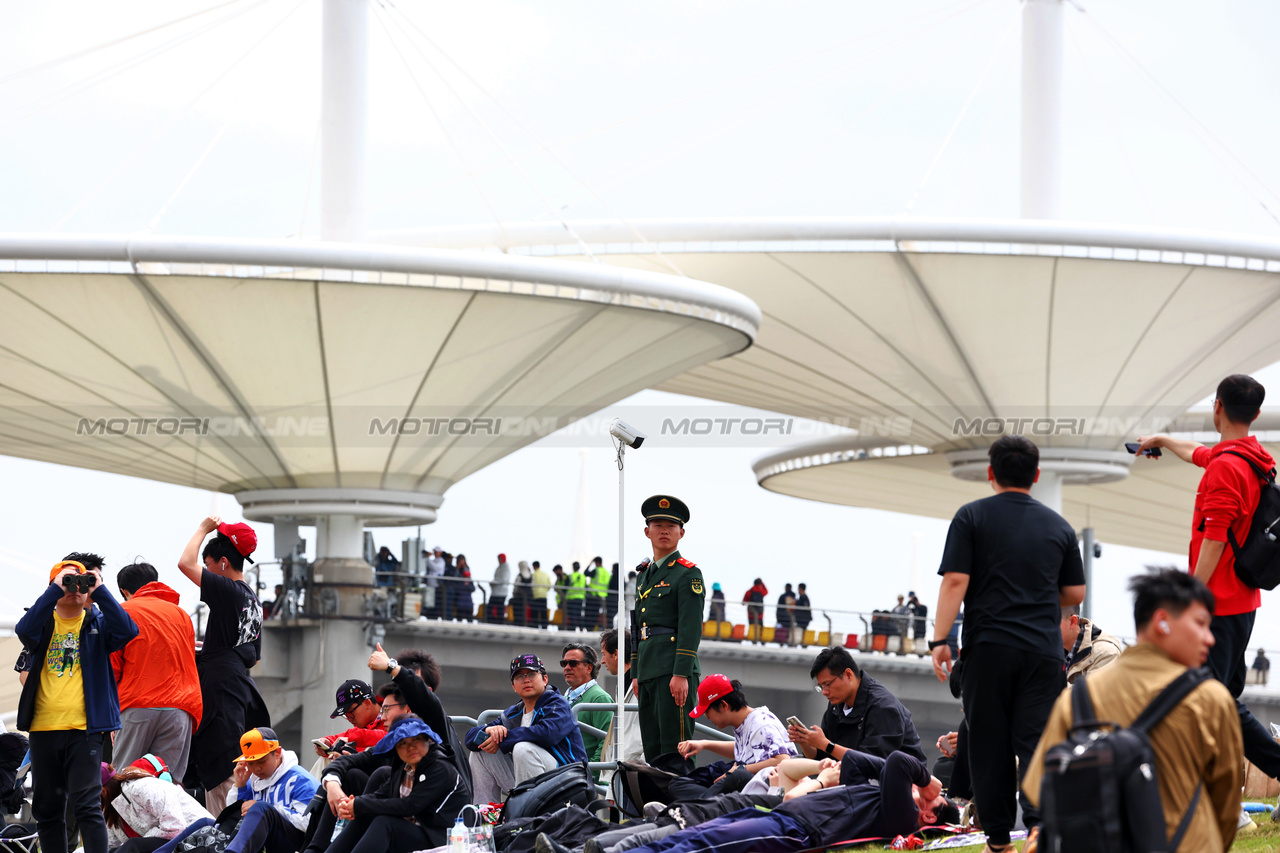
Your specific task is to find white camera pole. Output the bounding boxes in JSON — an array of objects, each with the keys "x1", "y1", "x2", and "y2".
[{"x1": 614, "y1": 436, "x2": 628, "y2": 734}]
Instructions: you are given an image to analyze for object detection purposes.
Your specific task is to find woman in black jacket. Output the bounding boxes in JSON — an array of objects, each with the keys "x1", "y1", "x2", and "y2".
[{"x1": 326, "y1": 717, "x2": 469, "y2": 852}]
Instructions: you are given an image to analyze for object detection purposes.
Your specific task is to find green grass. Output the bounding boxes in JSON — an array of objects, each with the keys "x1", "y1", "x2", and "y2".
[{"x1": 828, "y1": 802, "x2": 1280, "y2": 851}]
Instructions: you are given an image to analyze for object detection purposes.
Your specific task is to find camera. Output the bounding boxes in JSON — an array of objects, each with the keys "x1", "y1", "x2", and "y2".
[
  {"x1": 62, "y1": 573, "x2": 97, "y2": 594},
  {"x1": 609, "y1": 418, "x2": 646, "y2": 449}
]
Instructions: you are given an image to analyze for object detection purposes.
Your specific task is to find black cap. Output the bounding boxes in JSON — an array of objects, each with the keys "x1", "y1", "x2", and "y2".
[
  {"x1": 330, "y1": 679, "x2": 374, "y2": 718},
  {"x1": 510, "y1": 654, "x2": 546, "y2": 680},
  {"x1": 641, "y1": 495, "x2": 689, "y2": 526}
]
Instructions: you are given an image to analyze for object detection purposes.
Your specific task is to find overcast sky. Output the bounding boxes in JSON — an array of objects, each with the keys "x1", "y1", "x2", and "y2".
[{"x1": 3, "y1": 0, "x2": 1280, "y2": 650}]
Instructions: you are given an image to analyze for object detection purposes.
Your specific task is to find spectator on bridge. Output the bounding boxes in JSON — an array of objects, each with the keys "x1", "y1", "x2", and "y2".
[
  {"x1": 908, "y1": 593, "x2": 927, "y2": 642},
  {"x1": 606, "y1": 561, "x2": 621, "y2": 626},
  {"x1": 788, "y1": 646, "x2": 925, "y2": 763},
  {"x1": 111, "y1": 560, "x2": 202, "y2": 784},
  {"x1": 1060, "y1": 604, "x2": 1123, "y2": 684},
  {"x1": 1253, "y1": 648, "x2": 1271, "y2": 686},
  {"x1": 424, "y1": 547, "x2": 446, "y2": 619},
  {"x1": 465, "y1": 654, "x2": 586, "y2": 804},
  {"x1": 776, "y1": 584, "x2": 799, "y2": 646},
  {"x1": 531, "y1": 561, "x2": 552, "y2": 629},
  {"x1": 512, "y1": 561, "x2": 533, "y2": 626},
  {"x1": 489, "y1": 554, "x2": 513, "y2": 623},
  {"x1": 553, "y1": 565, "x2": 569, "y2": 625},
  {"x1": 178, "y1": 516, "x2": 270, "y2": 814},
  {"x1": 560, "y1": 642, "x2": 613, "y2": 767},
  {"x1": 586, "y1": 557, "x2": 610, "y2": 631},
  {"x1": 262, "y1": 584, "x2": 286, "y2": 620},
  {"x1": 447, "y1": 554, "x2": 475, "y2": 621},
  {"x1": 373, "y1": 547, "x2": 398, "y2": 588},
  {"x1": 322, "y1": 717, "x2": 469, "y2": 853},
  {"x1": 743, "y1": 579, "x2": 768, "y2": 644},
  {"x1": 625, "y1": 570, "x2": 638, "y2": 613},
  {"x1": 18, "y1": 557, "x2": 138, "y2": 853},
  {"x1": 930, "y1": 435, "x2": 1085, "y2": 853},
  {"x1": 565, "y1": 563, "x2": 588, "y2": 631},
  {"x1": 794, "y1": 583, "x2": 811, "y2": 640},
  {"x1": 708, "y1": 582, "x2": 726, "y2": 623},
  {"x1": 669, "y1": 675, "x2": 796, "y2": 801},
  {"x1": 891, "y1": 594, "x2": 911, "y2": 638}
]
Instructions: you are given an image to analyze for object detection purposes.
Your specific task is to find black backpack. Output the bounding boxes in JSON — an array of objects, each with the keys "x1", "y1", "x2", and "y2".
[
  {"x1": 1217, "y1": 450, "x2": 1280, "y2": 590},
  {"x1": 1039, "y1": 668, "x2": 1210, "y2": 853},
  {"x1": 499, "y1": 761, "x2": 595, "y2": 824}
]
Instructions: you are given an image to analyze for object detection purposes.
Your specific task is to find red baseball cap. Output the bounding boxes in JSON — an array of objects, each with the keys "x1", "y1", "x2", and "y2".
[
  {"x1": 689, "y1": 673, "x2": 734, "y2": 719},
  {"x1": 217, "y1": 522, "x2": 258, "y2": 563}
]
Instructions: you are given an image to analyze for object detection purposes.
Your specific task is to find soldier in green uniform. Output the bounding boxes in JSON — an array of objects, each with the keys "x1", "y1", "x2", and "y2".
[{"x1": 630, "y1": 495, "x2": 705, "y2": 772}]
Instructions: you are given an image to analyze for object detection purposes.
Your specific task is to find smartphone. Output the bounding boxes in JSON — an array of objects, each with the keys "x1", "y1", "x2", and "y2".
[
  {"x1": 1124, "y1": 442, "x2": 1161, "y2": 458},
  {"x1": 786, "y1": 715, "x2": 806, "y2": 730}
]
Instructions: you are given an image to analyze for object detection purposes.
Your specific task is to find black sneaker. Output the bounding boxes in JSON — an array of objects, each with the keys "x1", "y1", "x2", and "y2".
[{"x1": 535, "y1": 832, "x2": 574, "y2": 853}]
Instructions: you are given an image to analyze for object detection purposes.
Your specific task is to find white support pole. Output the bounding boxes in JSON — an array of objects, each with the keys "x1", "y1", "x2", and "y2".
[
  {"x1": 616, "y1": 444, "x2": 628, "y2": 737},
  {"x1": 1021, "y1": 0, "x2": 1064, "y2": 220},
  {"x1": 316, "y1": 514, "x2": 365, "y2": 560},
  {"x1": 321, "y1": 0, "x2": 369, "y2": 243},
  {"x1": 1030, "y1": 469, "x2": 1063, "y2": 514}
]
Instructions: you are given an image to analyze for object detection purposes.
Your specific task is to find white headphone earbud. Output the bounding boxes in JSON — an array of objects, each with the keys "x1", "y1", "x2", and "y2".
[{"x1": 1159, "y1": 620, "x2": 1171, "y2": 635}]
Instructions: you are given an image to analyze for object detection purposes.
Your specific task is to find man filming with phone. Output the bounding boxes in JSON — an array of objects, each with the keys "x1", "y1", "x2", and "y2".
[
  {"x1": 16, "y1": 555, "x2": 138, "y2": 853},
  {"x1": 1137, "y1": 373, "x2": 1280, "y2": 821}
]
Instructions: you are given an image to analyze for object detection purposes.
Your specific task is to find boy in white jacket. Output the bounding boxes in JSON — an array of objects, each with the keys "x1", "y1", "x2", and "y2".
[{"x1": 224, "y1": 727, "x2": 319, "y2": 853}]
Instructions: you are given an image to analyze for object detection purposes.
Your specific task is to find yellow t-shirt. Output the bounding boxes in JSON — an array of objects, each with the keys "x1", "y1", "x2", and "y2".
[{"x1": 31, "y1": 610, "x2": 87, "y2": 731}]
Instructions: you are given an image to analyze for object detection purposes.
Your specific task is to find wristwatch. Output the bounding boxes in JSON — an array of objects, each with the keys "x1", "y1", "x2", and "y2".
[
  {"x1": 385, "y1": 658, "x2": 399, "y2": 674},
  {"x1": 927, "y1": 639, "x2": 948, "y2": 651}
]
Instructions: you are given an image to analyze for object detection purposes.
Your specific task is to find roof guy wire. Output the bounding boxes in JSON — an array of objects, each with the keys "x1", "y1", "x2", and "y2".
[
  {"x1": 955, "y1": 30, "x2": 1019, "y2": 212},
  {"x1": 0, "y1": 0, "x2": 252, "y2": 87},
  {"x1": 902, "y1": 5, "x2": 1019, "y2": 216},
  {"x1": 1062, "y1": 11, "x2": 1156, "y2": 224},
  {"x1": 0, "y1": 0, "x2": 276, "y2": 132},
  {"x1": 1078, "y1": 7, "x2": 1280, "y2": 230},
  {"x1": 735, "y1": 0, "x2": 1005, "y2": 215},
  {"x1": 373, "y1": 0, "x2": 988, "y2": 217},
  {"x1": 50, "y1": 0, "x2": 291, "y2": 231},
  {"x1": 381, "y1": 3, "x2": 676, "y2": 273},
  {"x1": 295, "y1": 118, "x2": 323, "y2": 239},
  {"x1": 525, "y1": 0, "x2": 1000, "y2": 223},
  {"x1": 142, "y1": 0, "x2": 309, "y2": 235},
  {"x1": 370, "y1": 4, "x2": 512, "y2": 247},
  {"x1": 377, "y1": 3, "x2": 608, "y2": 266}
]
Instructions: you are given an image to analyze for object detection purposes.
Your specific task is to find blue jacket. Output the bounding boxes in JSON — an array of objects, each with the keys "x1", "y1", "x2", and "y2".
[
  {"x1": 464, "y1": 684, "x2": 587, "y2": 766},
  {"x1": 16, "y1": 582, "x2": 139, "y2": 734},
  {"x1": 228, "y1": 750, "x2": 319, "y2": 831}
]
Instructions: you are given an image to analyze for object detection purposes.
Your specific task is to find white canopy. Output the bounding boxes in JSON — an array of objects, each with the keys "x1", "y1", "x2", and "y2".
[
  {"x1": 382, "y1": 217, "x2": 1280, "y2": 548},
  {"x1": 0, "y1": 234, "x2": 759, "y2": 523}
]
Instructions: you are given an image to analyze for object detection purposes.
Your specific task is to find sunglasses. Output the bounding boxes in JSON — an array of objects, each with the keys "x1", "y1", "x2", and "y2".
[{"x1": 560, "y1": 659, "x2": 590, "y2": 668}]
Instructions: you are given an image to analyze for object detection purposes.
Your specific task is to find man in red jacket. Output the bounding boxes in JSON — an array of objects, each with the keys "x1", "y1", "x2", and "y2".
[
  {"x1": 1138, "y1": 373, "x2": 1280, "y2": 795},
  {"x1": 111, "y1": 561, "x2": 203, "y2": 782}
]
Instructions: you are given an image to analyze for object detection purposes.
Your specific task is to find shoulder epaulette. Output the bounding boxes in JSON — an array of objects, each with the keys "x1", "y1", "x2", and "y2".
[
  {"x1": 676, "y1": 557, "x2": 697, "y2": 568},
  {"x1": 636, "y1": 559, "x2": 651, "y2": 571}
]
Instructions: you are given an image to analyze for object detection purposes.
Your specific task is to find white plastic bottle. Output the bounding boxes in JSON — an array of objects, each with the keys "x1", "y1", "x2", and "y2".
[{"x1": 449, "y1": 815, "x2": 468, "y2": 852}]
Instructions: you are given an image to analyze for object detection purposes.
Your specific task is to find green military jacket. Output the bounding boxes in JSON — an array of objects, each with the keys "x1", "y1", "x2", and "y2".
[{"x1": 630, "y1": 549, "x2": 705, "y2": 681}]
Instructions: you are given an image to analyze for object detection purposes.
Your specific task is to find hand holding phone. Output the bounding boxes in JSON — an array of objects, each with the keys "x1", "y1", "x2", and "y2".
[
  {"x1": 1125, "y1": 442, "x2": 1162, "y2": 458},
  {"x1": 786, "y1": 715, "x2": 806, "y2": 731}
]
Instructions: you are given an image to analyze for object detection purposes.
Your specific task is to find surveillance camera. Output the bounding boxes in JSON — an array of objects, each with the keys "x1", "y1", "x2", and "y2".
[{"x1": 610, "y1": 418, "x2": 646, "y2": 449}]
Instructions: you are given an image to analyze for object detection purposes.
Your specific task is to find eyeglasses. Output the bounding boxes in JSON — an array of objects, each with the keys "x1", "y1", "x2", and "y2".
[
  {"x1": 814, "y1": 679, "x2": 837, "y2": 694},
  {"x1": 378, "y1": 703, "x2": 404, "y2": 717},
  {"x1": 512, "y1": 672, "x2": 541, "y2": 683},
  {"x1": 559, "y1": 659, "x2": 589, "y2": 668}
]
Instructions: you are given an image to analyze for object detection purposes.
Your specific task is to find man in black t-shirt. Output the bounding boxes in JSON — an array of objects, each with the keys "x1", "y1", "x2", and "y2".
[
  {"x1": 929, "y1": 436, "x2": 1085, "y2": 853},
  {"x1": 178, "y1": 515, "x2": 270, "y2": 814}
]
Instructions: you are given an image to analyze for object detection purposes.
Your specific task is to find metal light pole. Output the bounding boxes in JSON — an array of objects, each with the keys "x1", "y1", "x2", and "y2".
[
  {"x1": 614, "y1": 438, "x2": 628, "y2": 736},
  {"x1": 321, "y1": 0, "x2": 369, "y2": 242}
]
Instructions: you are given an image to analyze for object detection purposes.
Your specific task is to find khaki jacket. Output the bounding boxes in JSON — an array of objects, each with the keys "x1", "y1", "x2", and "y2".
[
  {"x1": 1065, "y1": 617, "x2": 1125, "y2": 684},
  {"x1": 1024, "y1": 644, "x2": 1242, "y2": 852}
]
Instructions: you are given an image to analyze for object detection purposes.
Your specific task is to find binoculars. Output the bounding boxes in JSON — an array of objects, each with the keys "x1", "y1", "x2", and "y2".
[{"x1": 62, "y1": 573, "x2": 97, "y2": 593}]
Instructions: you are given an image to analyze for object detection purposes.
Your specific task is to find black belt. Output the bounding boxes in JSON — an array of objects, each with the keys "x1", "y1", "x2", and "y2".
[{"x1": 640, "y1": 626, "x2": 676, "y2": 640}]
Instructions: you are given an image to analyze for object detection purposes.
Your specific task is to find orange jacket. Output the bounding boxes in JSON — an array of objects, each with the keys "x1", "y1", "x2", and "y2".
[{"x1": 111, "y1": 582, "x2": 203, "y2": 726}]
